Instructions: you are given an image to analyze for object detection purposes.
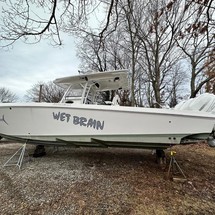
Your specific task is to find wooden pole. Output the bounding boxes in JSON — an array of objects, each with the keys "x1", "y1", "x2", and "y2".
[{"x1": 38, "y1": 84, "x2": 43, "y2": 102}]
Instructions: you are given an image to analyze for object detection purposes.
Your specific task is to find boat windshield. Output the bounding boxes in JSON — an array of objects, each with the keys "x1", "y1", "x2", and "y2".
[
  {"x1": 67, "y1": 89, "x2": 83, "y2": 97},
  {"x1": 60, "y1": 83, "x2": 97, "y2": 104}
]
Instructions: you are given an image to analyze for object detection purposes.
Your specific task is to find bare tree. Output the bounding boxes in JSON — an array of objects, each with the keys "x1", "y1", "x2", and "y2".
[
  {"x1": 205, "y1": 48, "x2": 215, "y2": 94},
  {"x1": 0, "y1": 0, "x2": 117, "y2": 47},
  {"x1": 77, "y1": 29, "x2": 132, "y2": 105},
  {"x1": 4, "y1": 1, "x2": 213, "y2": 106},
  {"x1": 1, "y1": 0, "x2": 214, "y2": 48},
  {"x1": 77, "y1": 33, "x2": 107, "y2": 72},
  {"x1": 77, "y1": 24, "x2": 132, "y2": 72},
  {"x1": 128, "y1": 0, "x2": 186, "y2": 107},
  {"x1": 78, "y1": 0, "x2": 188, "y2": 107},
  {"x1": 176, "y1": 36, "x2": 215, "y2": 98},
  {"x1": 175, "y1": 0, "x2": 215, "y2": 98},
  {"x1": 166, "y1": 63, "x2": 188, "y2": 107},
  {"x1": 0, "y1": 87, "x2": 18, "y2": 103},
  {"x1": 26, "y1": 81, "x2": 65, "y2": 102}
]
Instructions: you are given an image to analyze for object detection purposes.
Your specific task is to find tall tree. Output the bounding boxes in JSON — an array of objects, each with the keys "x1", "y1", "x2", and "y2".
[
  {"x1": 78, "y1": 0, "x2": 188, "y2": 107},
  {"x1": 125, "y1": 0, "x2": 185, "y2": 107},
  {"x1": 176, "y1": 0, "x2": 215, "y2": 98},
  {"x1": 77, "y1": 29, "x2": 132, "y2": 104},
  {"x1": 205, "y1": 48, "x2": 215, "y2": 93}
]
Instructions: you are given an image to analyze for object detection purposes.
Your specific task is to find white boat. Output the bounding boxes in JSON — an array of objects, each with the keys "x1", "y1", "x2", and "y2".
[{"x1": 0, "y1": 69, "x2": 215, "y2": 150}]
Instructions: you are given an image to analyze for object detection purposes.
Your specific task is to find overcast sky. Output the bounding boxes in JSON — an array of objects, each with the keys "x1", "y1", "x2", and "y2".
[
  {"x1": 0, "y1": 0, "x2": 108, "y2": 102},
  {"x1": 0, "y1": 34, "x2": 80, "y2": 101}
]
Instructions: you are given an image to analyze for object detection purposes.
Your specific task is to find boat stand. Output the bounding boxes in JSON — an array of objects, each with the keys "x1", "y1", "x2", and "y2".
[
  {"x1": 167, "y1": 151, "x2": 187, "y2": 181},
  {"x1": 3, "y1": 141, "x2": 30, "y2": 169}
]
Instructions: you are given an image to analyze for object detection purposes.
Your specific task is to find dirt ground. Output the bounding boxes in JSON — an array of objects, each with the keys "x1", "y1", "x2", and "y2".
[{"x1": 0, "y1": 141, "x2": 215, "y2": 215}]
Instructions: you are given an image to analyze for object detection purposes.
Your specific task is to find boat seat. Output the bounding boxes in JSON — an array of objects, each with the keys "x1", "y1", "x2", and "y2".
[
  {"x1": 65, "y1": 96, "x2": 82, "y2": 104},
  {"x1": 112, "y1": 94, "x2": 120, "y2": 106}
]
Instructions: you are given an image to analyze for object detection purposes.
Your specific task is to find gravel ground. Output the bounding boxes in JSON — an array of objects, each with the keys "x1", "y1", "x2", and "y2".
[{"x1": 0, "y1": 142, "x2": 215, "y2": 215}]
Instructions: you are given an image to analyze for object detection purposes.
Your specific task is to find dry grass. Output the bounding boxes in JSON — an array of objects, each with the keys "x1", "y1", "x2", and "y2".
[{"x1": 0, "y1": 142, "x2": 215, "y2": 215}]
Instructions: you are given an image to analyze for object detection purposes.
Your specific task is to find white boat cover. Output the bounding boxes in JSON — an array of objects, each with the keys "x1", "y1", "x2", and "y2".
[{"x1": 175, "y1": 93, "x2": 215, "y2": 114}]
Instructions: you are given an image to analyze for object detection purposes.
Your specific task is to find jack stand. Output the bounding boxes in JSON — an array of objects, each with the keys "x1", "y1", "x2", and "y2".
[
  {"x1": 167, "y1": 151, "x2": 187, "y2": 181},
  {"x1": 3, "y1": 141, "x2": 30, "y2": 169}
]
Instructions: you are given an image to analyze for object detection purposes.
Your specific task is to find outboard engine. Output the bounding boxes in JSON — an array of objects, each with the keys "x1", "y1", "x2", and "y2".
[{"x1": 208, "y1": 136, "x2": 215, "y2": 147}]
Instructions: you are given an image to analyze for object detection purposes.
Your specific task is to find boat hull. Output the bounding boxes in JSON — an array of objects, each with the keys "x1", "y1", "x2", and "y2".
[{"x1": 0, "y1": 103, "x2": 215, "y2": 149}]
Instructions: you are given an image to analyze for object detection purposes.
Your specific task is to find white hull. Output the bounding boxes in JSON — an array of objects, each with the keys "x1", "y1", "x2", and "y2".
[{"x1": 1, "y1": 103, "x2": 215, "y2": 149}]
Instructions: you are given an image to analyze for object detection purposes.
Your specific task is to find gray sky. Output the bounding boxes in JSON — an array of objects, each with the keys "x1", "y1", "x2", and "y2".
[
  {"x1": 0, "y1": 1, "x2": 107, "y2": 102},
  {"x1": 0, "y1": 34, "x2": 80, "y2": 101}
]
